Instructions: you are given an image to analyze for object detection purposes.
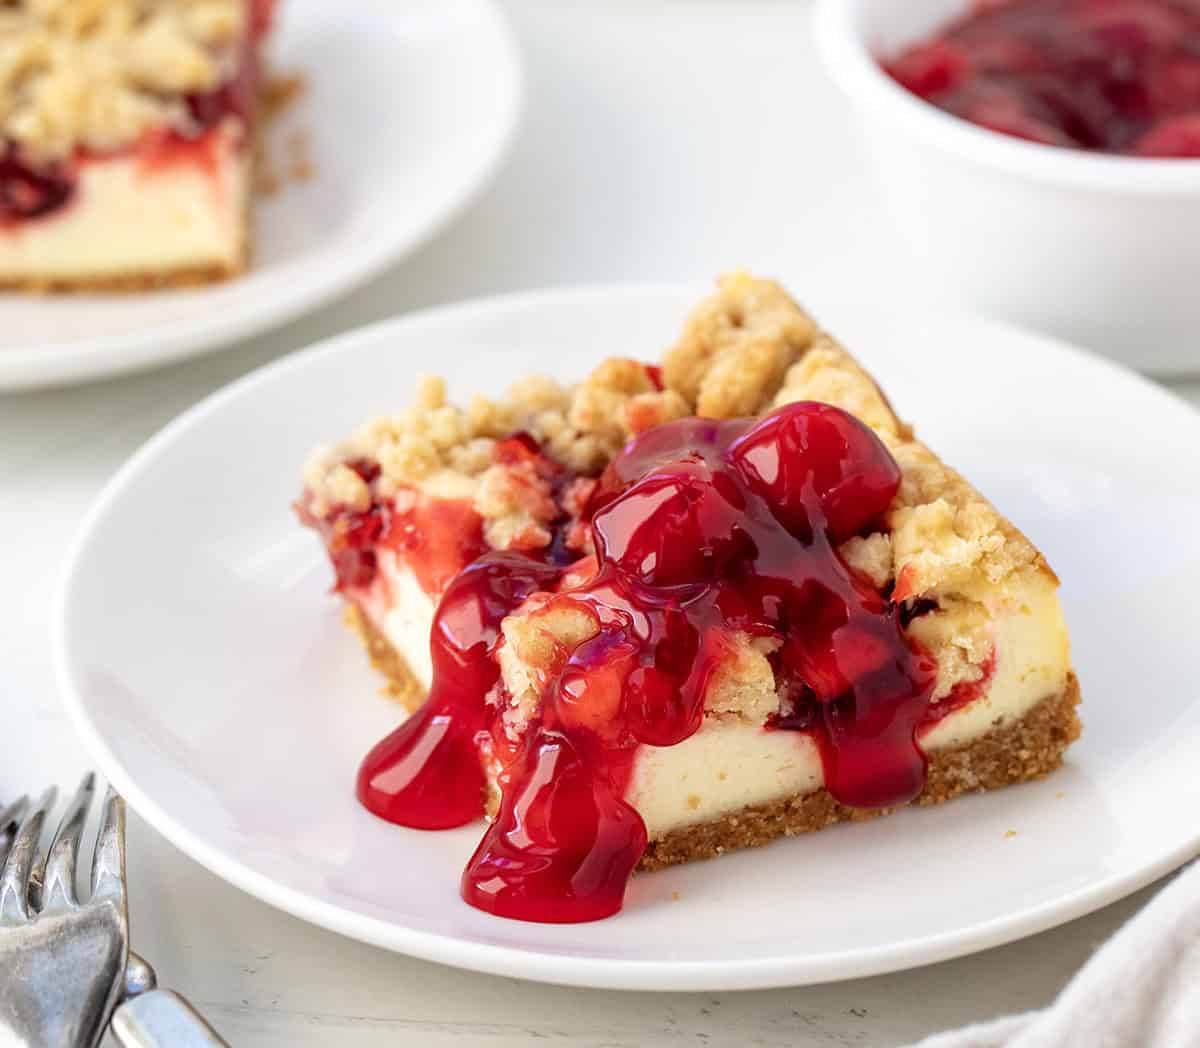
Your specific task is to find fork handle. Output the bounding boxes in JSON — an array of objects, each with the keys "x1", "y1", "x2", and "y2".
[{"x1": 109, "y1": 989, "x2": 230, "y2": 1047}]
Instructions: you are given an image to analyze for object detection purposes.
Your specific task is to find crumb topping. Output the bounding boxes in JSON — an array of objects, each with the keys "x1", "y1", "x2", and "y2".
[
  {"x1": 840, "y1": 531, "x2": 893, "y2": 590},
  {"x1": 662, "y1": 270, "x2": 818, "y2": 417},
  {"x1": 303, "y1": 360, "x2": 686, "y2": 539},
  {"x1": 702, "y1": 634, "x2": 780, "y2": 724},
  {"x1": 771, "y1": 335, "x2": 905, "y2": 439},
  {"x1": 474, "y1": 456, "x2": 559, "y2": 552},
  {"x1": 0, "y1": 0, "x2": 248, "y2": 161},
  {"x1": 305, "y1": 271, "x2": 1057, "y2": 712}
]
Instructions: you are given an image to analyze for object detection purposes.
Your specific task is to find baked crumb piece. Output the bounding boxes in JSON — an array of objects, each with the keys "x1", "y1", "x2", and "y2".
[
  {"x1": 569, "y1": 357, "x2": 691, "y2": 446},
  {"x1": 260, "y1": 72, "x2": 305, "y2": 120},
  {"x1": 772, "y1": 334, "x2": 903, "y2": 438},
  {"x1": 700, "y1": 634, "x2": 780, "y2": 723},
  {"x1": 662, "y1": 271, "x2": 819, "y2": 417},
  {"x1": 256, "y1": 73, "x2": 309, "y2": 195},
  {"x1": 840, "y1": 532, "x2": 893, "y2": 589},
  {"x1": 906, "y1": 598, "x2": 991, "y2": 700},
  {"x1": 498, "y1": 603, "x2": 602, "y2": 738}
]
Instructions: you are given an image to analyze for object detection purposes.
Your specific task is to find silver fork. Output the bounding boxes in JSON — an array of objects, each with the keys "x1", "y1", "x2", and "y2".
[{"x1": 0, "y1": 776, "x2": 229, "y2": 1048}]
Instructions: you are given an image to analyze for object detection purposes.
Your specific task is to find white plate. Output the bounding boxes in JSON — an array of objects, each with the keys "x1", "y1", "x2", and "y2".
[
  {"x1": 55, "y1": 287, "x2": 1200, "y2": 990},
  {"x1": 0, "y1": 0, "x2": 521, "y2": 392}
]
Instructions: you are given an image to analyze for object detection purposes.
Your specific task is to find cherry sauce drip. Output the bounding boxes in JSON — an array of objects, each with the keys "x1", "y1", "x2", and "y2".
[{"x1": 357, "y1": 402, "x2": 937, "y2": 923}]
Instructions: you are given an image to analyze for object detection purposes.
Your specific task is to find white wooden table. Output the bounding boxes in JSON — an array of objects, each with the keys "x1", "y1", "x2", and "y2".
[{"x1": 2, "y1": 3, "x2": 1197, "y2": 1044}]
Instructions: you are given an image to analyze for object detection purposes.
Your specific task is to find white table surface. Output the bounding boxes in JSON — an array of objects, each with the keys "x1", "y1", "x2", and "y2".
[{"x1": 2, "y1": 2, "x2": 1198, "y2": 1045}]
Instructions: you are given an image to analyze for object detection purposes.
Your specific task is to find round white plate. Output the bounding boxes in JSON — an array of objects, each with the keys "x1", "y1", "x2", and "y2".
[
  {"x1": 55, "y1": 287, "x2": 1200, "y2": 990},
  {"x1": 0, "y1": 0, "x2": 521, "y2": 392}
]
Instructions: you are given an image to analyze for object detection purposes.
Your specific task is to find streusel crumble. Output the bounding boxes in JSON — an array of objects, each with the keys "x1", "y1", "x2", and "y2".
[{"x1": 0, "y1": 0, "x2": 248, "y2": 161}]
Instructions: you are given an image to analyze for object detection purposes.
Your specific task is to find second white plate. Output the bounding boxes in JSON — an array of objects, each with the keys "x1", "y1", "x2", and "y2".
[
  {"x1": 56, "y1": 287, "x2": 1200, "y2": 989},
  {"x1": 0, "y1": 0, "x2": 521, "y2": 391}
]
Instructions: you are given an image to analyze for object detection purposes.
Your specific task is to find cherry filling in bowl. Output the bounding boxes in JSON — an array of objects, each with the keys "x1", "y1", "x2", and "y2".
[
  {"x1": 883, "y1": 0, "x2": 1200, "y2": 157},
  {"x1": 328, "y1": 401, "x2": 972, "y2": 924}
]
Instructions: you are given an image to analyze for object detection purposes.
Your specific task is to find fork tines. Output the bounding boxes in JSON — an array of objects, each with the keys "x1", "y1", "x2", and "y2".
[{"x1": 0, "y1": 774, "x2": 125, "y2": 922}]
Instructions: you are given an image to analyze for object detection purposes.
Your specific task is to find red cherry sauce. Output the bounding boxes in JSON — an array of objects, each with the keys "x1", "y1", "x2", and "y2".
[
  {"x1": 884, "y1": 0, "x2": 1200, "y2": 157},
  {"x1": 358, "y1": 552, "x2": 562, "y2": 829},
  {"x1": 0, "y1": 149, "x2": 75, "y2": 226},
  {"x1": 390, "y1": 496, "x2": 488, "y2": 596},
  {"x1": 355, "y1": 401, "x2": 938, "y2": 923},
  {"x1": 295, "y1": 460, "x2": 388, "y2": 592}
]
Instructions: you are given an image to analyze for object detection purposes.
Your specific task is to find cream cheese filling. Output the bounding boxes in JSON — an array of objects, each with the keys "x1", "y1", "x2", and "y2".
[
  {"x1": 629, "y1": 575, "x2": 1070, "y2": 838},
  {"x1": 358, "y1": 550, "x2": 437, "y2": 692},
  {"x1": 362, "y1": 554, "x2": 1071, "y2": 841},
  {"x1": 0, "y1": 127, "x2": 248, "y2": 280}
]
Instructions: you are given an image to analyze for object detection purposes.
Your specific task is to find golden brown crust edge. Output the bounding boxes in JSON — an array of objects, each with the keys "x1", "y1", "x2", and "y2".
[
  {"x1": 346, "y1": 605, "x2": 1082, "y2": 870},
  {"x1": 0, "y1": 259, "x2": 247, "y2": 294},
  {"x1": 345, "y1": 604, "x2": 427, "y2": 711}
]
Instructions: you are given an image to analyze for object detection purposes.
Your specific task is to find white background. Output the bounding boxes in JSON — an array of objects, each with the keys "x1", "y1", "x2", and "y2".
[{"x1": 2, "y1": 2, "x2": 1197, "y2": 1044}]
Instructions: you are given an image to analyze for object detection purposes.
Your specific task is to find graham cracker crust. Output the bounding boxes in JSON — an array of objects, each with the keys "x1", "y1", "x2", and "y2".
[
  {"x1": 344, "y1": 604, "x2": 427, "y2": 711},
  {"x1": 346, "y1": 603, "x2": 1082, "y2": 871},
  {"x1": 0, "y1": 259, "x2": 248, "y2": 294}
]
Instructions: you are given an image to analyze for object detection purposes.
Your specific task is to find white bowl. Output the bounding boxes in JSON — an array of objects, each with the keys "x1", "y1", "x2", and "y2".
[{"x1": 814, "y1": 0, "x2": 1200, "y2": 375}]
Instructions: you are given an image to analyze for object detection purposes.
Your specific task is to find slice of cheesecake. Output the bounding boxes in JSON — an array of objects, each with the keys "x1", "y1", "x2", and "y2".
[
  {"x1": 299, "y1": 273, "x2": 1080, "y2": 923},
  {"x1": 0, "y1": 0, "x2": 274, "y2": 290}
]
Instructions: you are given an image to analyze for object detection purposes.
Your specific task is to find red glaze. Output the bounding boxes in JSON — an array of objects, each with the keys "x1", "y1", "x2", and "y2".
[
  {"x1": 352, "y1": 401, "x2": 941, "y2": 923},
  {"x1": 135, "y1": 127, "x2": 225, "y2": 177},
  {"x1": 358, "y1": 553, "x2": 562, "y2": 829},
  {"x1": 185, "y1": 29, "x2": 260, "y2": 135},
  {"x1": 0, "y1": 150, "x2": 74, "y2": 226},
  {"x1": 186, "y1": 0, "x2": 272, "y2": 133},
  {"x1": 390, "y1": 497, "x2": 487, "y2": 596},
  {"x1": 885, "y1": 0, "x2": 1200, "y2": 157},
  {"x1": 249, "y1": 0, "x2": 278, "y2": 37},
  {"x1": 918, "y1": 650, "x2": 999, "y2": 732}
]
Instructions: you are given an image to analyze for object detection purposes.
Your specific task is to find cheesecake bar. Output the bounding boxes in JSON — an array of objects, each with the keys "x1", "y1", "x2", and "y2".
[
  {"x1": 299, "y1": 273, "x2": 1080, "y2": 923},
  {"x1": 0, "y1": 0, "x2": 273, "y2": 290}
]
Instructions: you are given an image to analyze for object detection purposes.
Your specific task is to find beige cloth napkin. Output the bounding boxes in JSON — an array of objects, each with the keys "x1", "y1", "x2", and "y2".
[{"x1": 912, "y1": 861, "x2": 1200, "y2": 1048}]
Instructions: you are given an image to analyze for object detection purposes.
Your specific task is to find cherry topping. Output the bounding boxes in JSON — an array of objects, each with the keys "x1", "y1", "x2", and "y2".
[
  {"x1": 390, "y1": 497, "x2": 487, "y2": 596},
  {"x1": 0, "y1": 150, "x2": 74, "y2": 222},
  {"x1": 593, "y1": 461, "x2": 750, "y2": 587},
  {"x1": 186, "y1": 1, "x2": 267, "y2": 135},
  {"x1": 884, "y1": 0, "x2": 1200, "y2": 157},
  {"x1": 729, "y1": 401, "x2": 903, "y2": 543},
  {"x1": 462, "y1": 732, "x2": 645, "y2": 923},
  {"x1": 358, "y1": 553, "x2": 562, "y2": 829},
  {"x1": 356, "y1": 401, "x2": 939, "y2": 923},
  {"x1": 294, "y1": 460, "x2": 390, "y2": 592},
  {"x1": 1132, "y1": 113, "x2": 1200, "y2": 155}
]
